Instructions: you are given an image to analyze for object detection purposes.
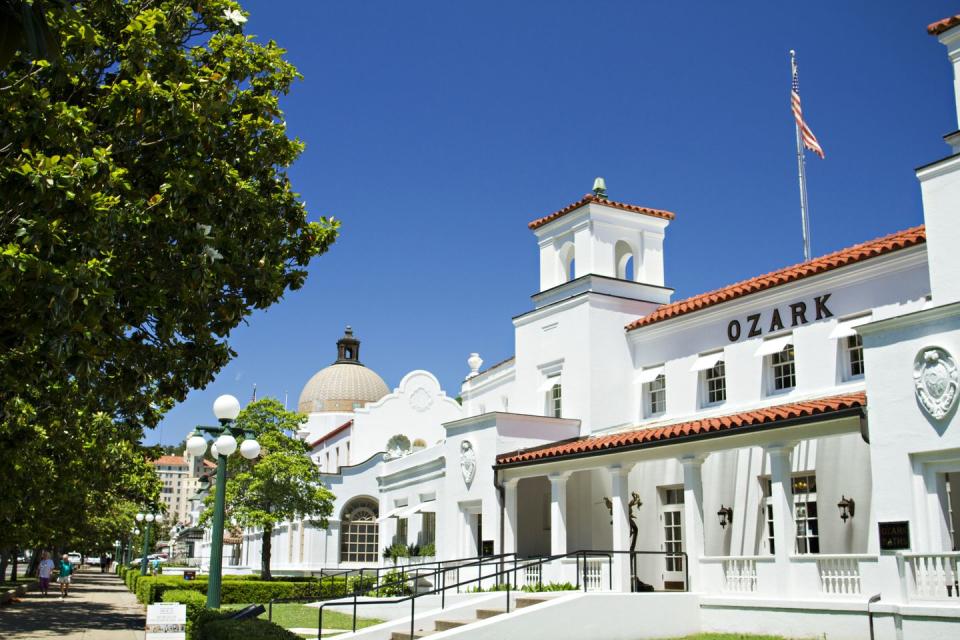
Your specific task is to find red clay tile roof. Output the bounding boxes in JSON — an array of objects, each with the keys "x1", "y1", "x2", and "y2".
[
  {"x1": 528, "y1": 194, "x2": 675, "y2": 231},
  {"x1": 928, "y1": 15, "x2": 960, "y2": 35},
  {"x1": 497, "y1": 392, "x2": 866, "y2": 466},
  {"x1": 626, "y1": 225, "x2": 925, "y2": 331},
  {"x1": 309, "y1": 419, "x2": 354, "y2": 449},
  {"x1": 202, "y1": 459, "x2": 216, "y2": 468},
  {"x1": 152, "y1": 455, "x2": 187, "y2": 466}
]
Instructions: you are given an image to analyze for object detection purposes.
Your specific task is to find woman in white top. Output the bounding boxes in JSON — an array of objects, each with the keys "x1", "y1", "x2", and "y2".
[{"x1": 38, "y1": 551, "x2": 54, "y2": 596}]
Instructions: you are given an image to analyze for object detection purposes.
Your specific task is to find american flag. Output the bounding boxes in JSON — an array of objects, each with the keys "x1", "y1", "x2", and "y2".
[{"x1": 791, "y1": 62, "x2": 825, "y2": 159}]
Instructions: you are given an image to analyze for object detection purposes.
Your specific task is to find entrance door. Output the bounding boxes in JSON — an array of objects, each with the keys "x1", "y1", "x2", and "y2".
[{"x1": 661, "y1": 487, "x2": 685, "y2": 590}]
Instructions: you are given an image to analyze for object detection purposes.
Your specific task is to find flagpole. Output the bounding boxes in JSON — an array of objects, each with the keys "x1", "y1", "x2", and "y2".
[{"x1": 791, "y1": 50, "x2": 812, "y2": 262}]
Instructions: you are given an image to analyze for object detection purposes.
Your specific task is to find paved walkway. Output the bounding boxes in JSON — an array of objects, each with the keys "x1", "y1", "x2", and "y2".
[{"x1": 0, "y1": 570, "x2": 144, "y2": 639}]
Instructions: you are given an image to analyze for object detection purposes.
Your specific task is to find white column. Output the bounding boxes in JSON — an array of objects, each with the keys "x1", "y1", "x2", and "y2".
[
  {"x1": 549, "y1": 472, "x2": 572, "y2": 555},
  {"x1": 608, "y1": 464, "x2": 632, "y2": 591},
  {"x1": 765, "y1": 443, "x2": 796, "y2": 596},
  {"x1": 680, "y1": 454, "x2": 707, "y2": 592},
  {"x1": 503, "y1": 478, "x2": 520, "y2": 555}
]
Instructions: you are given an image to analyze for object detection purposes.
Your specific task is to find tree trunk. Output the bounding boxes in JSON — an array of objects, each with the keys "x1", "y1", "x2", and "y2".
[
  {"x1": 261, "y1": 524, "x2": 272, "y2": 581},
  {"x1": 0, "y1": 549, "x2": 8, "y2": 583},
  {"x1": 26, "y1": 548, "x2": 41, "y2": 578},
  {"x1": 10, "y1": 551, "x2": 18, "y2": 582}
]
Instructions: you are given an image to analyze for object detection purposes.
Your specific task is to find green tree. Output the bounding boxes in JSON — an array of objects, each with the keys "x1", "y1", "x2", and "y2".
[
  {"x1": 201, "y1": 398, "x2": 333, "y2": 579},
  {"x1": 0, "y1": 0, "x2": 338, "y2": 434},
  {"x1": 0, "y1": 1, "x2": 336, "y2": 560}
]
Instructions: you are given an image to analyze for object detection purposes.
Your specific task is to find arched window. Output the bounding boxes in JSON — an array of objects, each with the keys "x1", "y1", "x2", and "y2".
[
  {"x1": 340, "y1": 497, "x2": 379, "y2": 563},
  {"x1": 559, "y1": 242, "x2": 576, "y2": 283},
  {"x1": 615, "y1": 240, "x2": 635, "y2": 281}
]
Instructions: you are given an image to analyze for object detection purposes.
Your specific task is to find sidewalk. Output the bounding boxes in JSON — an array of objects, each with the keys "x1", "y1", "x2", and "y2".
[{"x1": 0, "y1": 569, "x2": 144, "y2": 639}]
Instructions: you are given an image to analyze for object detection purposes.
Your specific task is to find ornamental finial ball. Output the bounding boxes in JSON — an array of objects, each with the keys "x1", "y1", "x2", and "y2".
[
  {"x1": 213, "y1": 394, "x2": 241, "y2": 421},
  {"x1": 790, "y1": 49, "x2": 796, "y2": 56}
]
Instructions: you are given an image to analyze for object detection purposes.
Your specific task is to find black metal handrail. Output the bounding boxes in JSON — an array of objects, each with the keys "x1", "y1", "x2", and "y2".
[
  {"x1": 315, "y1": 549, "x2": 626, "y2": 640},
  {"x1": 267, "y1": 553, "x2": 519, "y2": 622}
]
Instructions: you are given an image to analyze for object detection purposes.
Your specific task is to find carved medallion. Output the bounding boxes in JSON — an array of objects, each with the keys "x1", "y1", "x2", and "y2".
[
  {"x1": 460, "y1": 440, "x2": 476, "y2": 486},
  {"x1": 913, "y1": 347, "x2": 959, "y2": 420},
  {"x1": 409, "y1": 387, "x2": 432, "y2": 412}
]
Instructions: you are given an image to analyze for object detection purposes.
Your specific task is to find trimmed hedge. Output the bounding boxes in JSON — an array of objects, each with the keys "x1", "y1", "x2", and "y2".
[
  {"x1": 162, "y1": 589, "x2": 207, "y2": 625},
  {"x1": 194, "y1": 612, "x2": 301, "y2": 640},
  {"x1": 132, "y1": 574, "x2": 355, "y2": 605}
]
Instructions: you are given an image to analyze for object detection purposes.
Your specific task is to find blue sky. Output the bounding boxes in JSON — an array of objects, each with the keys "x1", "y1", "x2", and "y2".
[{"x1": 148, "y1": 1, "x2": 958, "y2": 445}]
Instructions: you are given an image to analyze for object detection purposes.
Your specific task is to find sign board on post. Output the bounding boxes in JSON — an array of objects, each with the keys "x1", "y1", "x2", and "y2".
[
  {"x1": 878, "y1": 521, "x2": 911, "y2": 551},
  {"x1": 146, "y1": 602, "x2": 187, "y2": 640},
  {"x1": 182, "y1": 570, "x2": 196, "y2": 581}
]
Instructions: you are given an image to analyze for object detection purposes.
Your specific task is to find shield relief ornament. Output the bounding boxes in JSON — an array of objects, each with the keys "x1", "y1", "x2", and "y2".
[
  {"x1": 460, "y1": 440, "x2": 476, "y2": 486},
  {"x1": 913, "y1": 347, "x2": 959, "y2": 420}
]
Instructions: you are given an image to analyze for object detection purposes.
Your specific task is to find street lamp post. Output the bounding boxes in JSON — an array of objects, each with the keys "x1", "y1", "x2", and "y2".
[
  {"x1": 187, "y1": 394, "x2": 260, "y2": 609},
  {"x1": 126, "y1": 528, "x2": 139, "y2": 566},
  {"x1": 136, "y1": 511, "x2": 164, "y2": 576}
]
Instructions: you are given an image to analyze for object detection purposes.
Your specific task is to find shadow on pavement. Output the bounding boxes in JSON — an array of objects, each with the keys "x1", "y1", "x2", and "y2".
[{"x1": 0, "y1": 571, "x2": 144, "y2": 635}]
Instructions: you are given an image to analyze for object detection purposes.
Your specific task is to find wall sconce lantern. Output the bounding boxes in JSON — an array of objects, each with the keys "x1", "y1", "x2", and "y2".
[
  {"x1": 717, "y1": 505, "x2": 733, "y2": 529},
  {"x1": 837, "y1": 495, "x2": 855, "y2": 523}
]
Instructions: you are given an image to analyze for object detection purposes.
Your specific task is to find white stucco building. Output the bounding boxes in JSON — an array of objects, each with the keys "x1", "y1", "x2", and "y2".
[{"x1": 230, "y1": 17, "x2": 960, "y2": 639}]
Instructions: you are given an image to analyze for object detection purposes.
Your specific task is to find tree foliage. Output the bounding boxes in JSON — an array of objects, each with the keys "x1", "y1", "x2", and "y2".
[
  {"x1": 201, "y1": 398, "x2": 334, "y2": 579},
  {"x1": 0, "y1": 1, "x2": 336, "y2": 567}
]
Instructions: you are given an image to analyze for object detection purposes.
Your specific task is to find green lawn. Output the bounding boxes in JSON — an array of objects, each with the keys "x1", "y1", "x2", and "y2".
[{"x1": 224, "y1": 602, "x2": 382, "y2": 633}]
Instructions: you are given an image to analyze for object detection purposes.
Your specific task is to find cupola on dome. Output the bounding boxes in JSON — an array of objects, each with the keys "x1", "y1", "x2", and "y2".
[{"x1": 297, "y1": 327, "x2": 390, "y2": 413}]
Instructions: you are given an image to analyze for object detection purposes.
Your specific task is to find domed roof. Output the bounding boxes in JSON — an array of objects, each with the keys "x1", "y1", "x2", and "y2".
[{"x1": 297, "y1": 327, "x2": 390, "y2": 413}]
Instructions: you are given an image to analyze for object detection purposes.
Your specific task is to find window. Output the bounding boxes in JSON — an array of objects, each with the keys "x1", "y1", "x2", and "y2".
[
  {"x1": 770, "y1": 345, "x2": 796, "y2": 392},
  {"x1": 339, "y1": 498, "x2": 379, "y2": 563},
  {"x1": 703, "y1": 361, "x2": 726, "y2": 405},
  {"x1": 420, "y1": 512, "x2": 436, "y2": 546},
  {"x1": 845, "y1": 334, "x2": 864, "y2": 379},
  {"x1": 762, "y1": 474, "x2": 819, "y2": 554},
  {"x1": 346, "y1": 441, "x2": 350, "y2": 465},
  {"x1": 395, "y1": 518, "x2": 408, "y2": 546},
  {"x1": 546, "y1": 376, "x2": 562, "y2": 418},
  {"x1": 646, "y1": 374, "x2": 666, "y2": 416}
]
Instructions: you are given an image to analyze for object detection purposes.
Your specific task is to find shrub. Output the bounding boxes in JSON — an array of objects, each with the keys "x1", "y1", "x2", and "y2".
[
  {"x1": 522, "y1": 581, "x2": 577, "y2": 592},
  {"x1": 383, "y1": 542, "x2": 408, "y2": 562},
  {"x1": 162, "y1": 589, "x2": 206, "y2": 623},
  {"x1": 374, "y1": 570, "x2": 413, "y2": 596},
  {"x1": 419, "y1": 542, "x2": 435, "y2": 557},
  {"x1": 131, "y1": 574, "x2": 352, "y2": 605},
  {"x1": 193, "y1": 612, "x2": 301, "y2": 640}
]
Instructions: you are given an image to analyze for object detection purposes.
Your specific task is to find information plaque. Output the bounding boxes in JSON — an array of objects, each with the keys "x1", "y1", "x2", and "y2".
[
  {"x1": 146, "y1": 602, "x2": 187, "y2": 640},
  {"x1": 878, "y1": 521, "x2": 910, "y2": 551}
]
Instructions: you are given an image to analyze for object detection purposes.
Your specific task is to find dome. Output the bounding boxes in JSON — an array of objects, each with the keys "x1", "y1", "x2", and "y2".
[{"x1": 297, "y1": 327, "x2": 390, "y2": 413}]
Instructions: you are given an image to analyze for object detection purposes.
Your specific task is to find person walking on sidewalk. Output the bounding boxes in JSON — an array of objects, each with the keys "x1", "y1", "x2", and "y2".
[
  {"x1": 56, "y1": 553, "x2": 73, "y2": 599},
  {"x1": 99, "y1": 553, "x2": 108, "y2": 573},
  {"x1": 37, "y1": 552, "x2": 54, "y2": 596}
]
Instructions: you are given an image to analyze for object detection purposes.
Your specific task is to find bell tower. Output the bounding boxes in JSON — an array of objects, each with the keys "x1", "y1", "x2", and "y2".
[{"x1": 335, "y1": 326, "x2": 362, "y2": 364}]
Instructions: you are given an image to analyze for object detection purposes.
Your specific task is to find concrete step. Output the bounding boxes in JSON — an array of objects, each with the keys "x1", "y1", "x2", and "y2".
[
  {"x1": 475, "y1": 608, "x2": 505, "y2": 619},
  {"x1": 515, "y1": 597, "x2": 548, "y2": 609},
  {"x1": 390, "y1": 630, "x2": 434, "y2": 640},
  {"x1": 434, "y1": 620, "x2": 468, "y2": 631}
]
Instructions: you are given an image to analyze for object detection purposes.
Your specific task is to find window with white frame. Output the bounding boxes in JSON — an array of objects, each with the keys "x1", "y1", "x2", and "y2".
[
  {"x1": 646, "y1": 374, "x2": 666, "y2": 416},
  {"x1": 546, "y1": 376, "x2": 562, "y2": 418},
  {"x1": 703, "y1": 361, "x2": 726, "y2": 406},
  {"x1": 420, "y1": 512, "x2": 436, "y2": 546},
  {"x1": 769, "y1": 345, "x2": 796, "y2": 392},
  {"x1": 339, "y1": 498, "x2": 380, "y2": 563},
  {"x1": 395, "y1": 517, "x2": 408, "y2": 546},
  {"x1": 844, "y1": 334, "x2": 865, "y2": 379},
  {"x1": 762, "y1": 474, "x2": 819, "y2": 554}
]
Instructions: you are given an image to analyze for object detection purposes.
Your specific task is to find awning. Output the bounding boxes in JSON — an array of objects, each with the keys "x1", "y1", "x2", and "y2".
[
  {"x1": 537, "y1": 376, "x2": 561, "y2": 392},
  {"x1": 635, "y1": 365, "x2": 665, "y2": 384},
  {"x1": 690, "y1": 352, "x2": 724, "y2": 372},
  {"x1": 755, "y1": 335, "x2": 792, "y2": 357},
  {"x1": 828, "y1": 316, "x2": 871, "y2": 339},
  {"x1": 413, "y1": 500, "x2": 437, "y2": 514},
  {"x1": 379, "y1": 503, "x2": 412, "y2": 520}
]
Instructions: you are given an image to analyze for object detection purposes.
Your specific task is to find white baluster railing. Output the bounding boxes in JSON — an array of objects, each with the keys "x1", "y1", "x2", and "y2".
[
  {"x1": 904, "y1": 553, "x2": 960, "y2": 601},
  {"x1": 722, "y1": 558, "x2": 758, "y2": 593},
  {"x1": 524, "y1": 562, "x2": 542, "y2": 588},
  {"x1": 585, "y1": 559, "x2": 603, "y2": 591},
  {"x1": 816, "y1": 557, "x2": 862, "y2": 595}
]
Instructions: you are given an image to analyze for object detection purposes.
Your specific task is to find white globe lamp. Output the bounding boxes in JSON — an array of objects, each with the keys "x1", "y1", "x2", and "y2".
[
  {"x1": 215, "y1": 434, "x2": 237, "y2": 457},
  {"x1": 136, "y1": 513, "x2": 145, "y2": 522},
  {"x1": 154, "y1": 513, "x2": 164, "y2": 523},
  {"x1": 186, "y1": 435, "x2": 208, "y2": 457},
  {"x1": 145, "y1": 513, "x2": 155, "y2": 523},
  {"x1": 213, "y1": 394, "x2": 241, "y2": 421},
  {"x1": 240, "y1": 439, "x2": 261, "y2": 460},
  {"x1": 211, "y1": 442, "x2": 220, "y2": 458}
]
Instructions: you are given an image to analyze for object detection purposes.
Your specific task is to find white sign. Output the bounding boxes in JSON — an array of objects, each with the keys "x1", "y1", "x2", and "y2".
[{"x1": 146, "y1": 602, "x2": 187, "y2": 640}]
